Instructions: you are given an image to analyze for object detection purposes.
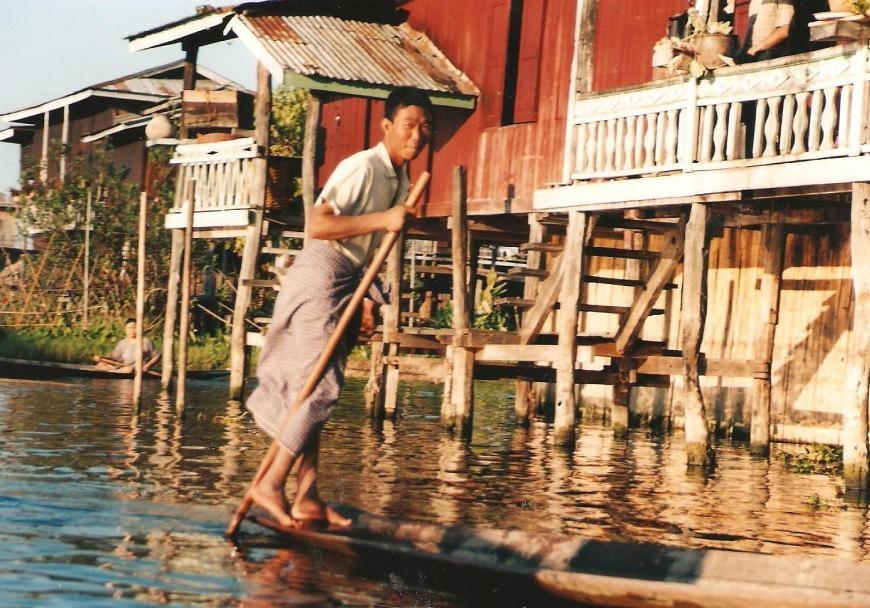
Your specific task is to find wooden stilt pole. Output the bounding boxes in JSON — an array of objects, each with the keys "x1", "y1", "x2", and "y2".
[
  {"x1": 161, "y1": 229, "x2": 184, "y2": 390},
  {"x1": 365, "y1": 338, "x2": 386, "y2": 417},
  {"x1": 750, "y1": 222, "x2": 784, "y2": 456},
  {"x1": 229, "y1": 63, "x2": 271, "y2": 400},
  {"x1": 844, "y1": 182, "x2": 870, "y2": 491},
  {"x1": 440, "y1": 345, "x2": 455, "y2": 427},
  {"x1": 133, "y1": 192, "x2": 147, "y2": 407},
  {"x1": 450, "y1": 166, "x2": 474, "y2": 436},
  {"x1": 175, "y1": 184, "x2": 195, "y2": 412},
  {"x1": 681, "y1": 203, "x2": 713, "y2": 467},
  {"x1": 383, "y1": 232, "x2": 404, "y2": 418},
  {"x1": 554, "y1": 210, "x2": 586, "y2": 446},
  {"x1": 515, "y1": 214, "x2": 545, "y2": 425},
  {"x1": 225, "y1": 174, "x2": 430, "y2": 538},
  {"x1": 301, "y1": 93, "x2": 321, "y2": 244}
]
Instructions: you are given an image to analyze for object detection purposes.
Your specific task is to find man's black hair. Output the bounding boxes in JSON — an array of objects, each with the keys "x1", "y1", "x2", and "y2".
[
  {"x1": 384, "y1": 87, "x2": 434, "y2": 121},
  {"x1": 124, "y1": 318, "x2": 136, "y2": 325}
]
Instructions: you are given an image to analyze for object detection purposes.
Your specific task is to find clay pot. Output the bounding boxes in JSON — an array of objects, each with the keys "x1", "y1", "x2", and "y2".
[
  {"x1": 693, "y1": 33, "x2": 737, "y2": 69},
  {"x1": 144, "y1": 114, "x2": 173, "y2": 140},
  {"x1": 195, "y1": 132, "x2": 241, "y2": 144},
  {"x1": 828, "y1": 0, "x2": 852, "y2": 12}
]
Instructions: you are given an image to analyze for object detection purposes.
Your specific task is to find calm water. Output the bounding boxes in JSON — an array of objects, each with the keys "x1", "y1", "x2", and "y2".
[{"x1": 1, "y1": 375, "x2": 868, "y2": 607}]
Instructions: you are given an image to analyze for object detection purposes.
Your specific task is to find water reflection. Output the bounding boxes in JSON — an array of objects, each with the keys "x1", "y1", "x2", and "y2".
[{"x1": 1, "y1": 376, "x2": 869, "y2": 606}]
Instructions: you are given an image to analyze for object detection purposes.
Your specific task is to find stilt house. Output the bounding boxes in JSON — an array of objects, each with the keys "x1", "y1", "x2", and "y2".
[{"x1": 128, "y1": 0, "x2": 870, "y2": 487}]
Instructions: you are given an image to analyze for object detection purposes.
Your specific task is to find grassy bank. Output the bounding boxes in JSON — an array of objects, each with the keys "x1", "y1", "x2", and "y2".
[{"x1": 0, "y1": 323, "x2": 231, "y2": 370}]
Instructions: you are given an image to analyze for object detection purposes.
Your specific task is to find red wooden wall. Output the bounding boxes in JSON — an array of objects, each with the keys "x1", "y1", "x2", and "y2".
[
  {"x1": 316, "y1": 0, "x2": 576, "y2": 217},
  {"x1": 317, "y1": 0, "x2": 690, "y2": 218},
  {"x1": 591, "y1": 0, "x2": 691, "y2": 92}
]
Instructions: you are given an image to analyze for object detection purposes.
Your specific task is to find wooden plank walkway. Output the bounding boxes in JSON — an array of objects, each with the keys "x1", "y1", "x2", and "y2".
[{"x1": 249, "y1": 506, "x2": 870, "y2": 607}]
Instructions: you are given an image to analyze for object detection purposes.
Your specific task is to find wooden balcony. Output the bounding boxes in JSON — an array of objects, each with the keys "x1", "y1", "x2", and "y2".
[{"x1": 536, "y1": 44, "x2": 870, "y2": 212}]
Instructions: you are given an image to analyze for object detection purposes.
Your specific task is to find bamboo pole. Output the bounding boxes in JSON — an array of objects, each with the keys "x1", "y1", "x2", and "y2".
[
  {"x1": 175, "y1": 182, "x2": 196, "y2": 412},
  {"x1": 225, "y1": 173, "x2": 430, "y2": 538},
  {"x1": 82, "y1": 191, "x2": 91, "y2": 329},
  {"x1": 133, "y1": 192, "x2": 147, "y2": 407},
  {"x1": 302, "y1": 93, "x2": 321, "y2": 244}
]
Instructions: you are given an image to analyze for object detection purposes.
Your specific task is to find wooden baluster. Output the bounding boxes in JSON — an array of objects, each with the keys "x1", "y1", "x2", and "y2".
[
  {"x1": 575, "y1": 123, "x2": 588, "y2": 175},
  {"x1": 643, "y1": 113, "x2": 657, "y2": 168},
  {"x1": 614, "y1": 118, "x2": 625, "y2": 171},
  {"x1": 665, "y1": 109, "x2": 679, "y2": 165},
  {"x1": 792, "y1": 91, "x2": 810, "y2": 154},
  {"x1": 699, "y1": 105, "x2": 715, "y2": 162},
  {"x1": 779, "y1": 94, "x2": 795, "y2": 155},
  {"x1": 820, "y1": 86, "x2": 839, "y2": 151},
  {"x1": 585, "y1": 122, "x2": 597, "y2": 173},
  {"x1": 624, "y1": 115, "x2": 637, "y2": 170},
  {"x1": 763, "y1": 96, "x2": 781, "y2": 158},
  {"x1": 655, "y1": 111, "x2": 667, "y2": 166},
  {"x1": 633, "y1": 115, "x2": 645, "y2": 168},
  {"x1": 808, "y1": 89, "x2": 823, "y2": 152},
  {"x1": 604, "y1": 118, "x2": 617, "y2": 172},
  {"x1": 676, "y1": 108, "x2": 686, "y2": 164},
  {"x1": 752, "y1": 98, "x2": 767, "y2": 158},
  {"x1": 839, "y1": 84, "x2": 852, "y2": 149},
  {"x1": 712, "y1": 103, "x2": 728, "y2": 162},
  {"x1": 726, "y1": 102, "x2": 742, "y2": 160},
  {"x1": 596, "y1": 121, "x2": 608, "y2": 172}
]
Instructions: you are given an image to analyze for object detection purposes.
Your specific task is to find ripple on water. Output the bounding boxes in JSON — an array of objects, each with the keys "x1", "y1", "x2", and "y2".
[{"x1": 0, "y1": 375, "x2": 868, "y2": 606}]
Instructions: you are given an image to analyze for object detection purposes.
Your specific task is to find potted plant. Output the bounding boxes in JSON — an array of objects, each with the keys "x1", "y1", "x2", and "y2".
[{"x1": 685, "y1": 8, "x2": 737, "y2": 73}]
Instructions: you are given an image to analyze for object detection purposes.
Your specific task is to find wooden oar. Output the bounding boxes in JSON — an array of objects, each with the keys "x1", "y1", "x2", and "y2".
[{"x1": 226, "y1": 172, "x2": 431, "y2": 538}]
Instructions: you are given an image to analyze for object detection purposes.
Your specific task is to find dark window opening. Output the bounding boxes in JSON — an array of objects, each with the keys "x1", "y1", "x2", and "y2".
[{"x1": 502, "y1": 0, "x2": 547, "y2": 125}]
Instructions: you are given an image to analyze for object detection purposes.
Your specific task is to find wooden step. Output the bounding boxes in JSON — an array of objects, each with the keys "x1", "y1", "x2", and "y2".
[
  {"x1": 241, "y1": 278, "x2": 279, "y2": 288},
  {"x1": 537, "y1": 212, "x2": 568, "y2": 226},
  {"x1": 261, "y1": 246, "x2": 299, "y2": 256},
  {"x1": 519, "y1": 242, "x2": 563, "y2": 253},
  {"x1": 494, "y1": 297, "x2": 664, "y2": 316},
  {"x1": 584, "y1": 275, "x2": 677, "y2": 290},
  {"x1": 506, "y1": 267, "x2": 549, "y2": 279},
  {"x1": 585, "y1": 247, "x2": 659, "y2": 261},
  {"x1": 596, "y1": 217, "x2": 680, "y2": 234}
]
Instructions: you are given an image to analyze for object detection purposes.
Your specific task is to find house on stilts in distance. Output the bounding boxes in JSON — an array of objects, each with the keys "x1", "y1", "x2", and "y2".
[{"x1": 128, "y1": 0, "x2": 870, "y2": 489}]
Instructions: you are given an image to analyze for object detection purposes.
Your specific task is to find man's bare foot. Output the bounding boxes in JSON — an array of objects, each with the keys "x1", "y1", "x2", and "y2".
[
  {"x1": 291, "y1": 498, "x2": 352, "y2": 529},
  {"x1": 250, "y1": 483, "x2": 295, "y2": 528}
]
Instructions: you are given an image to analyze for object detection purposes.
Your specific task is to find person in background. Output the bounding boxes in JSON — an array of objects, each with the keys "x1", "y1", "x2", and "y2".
[
  {"x1": 93, "y1": 318, "x2": 160, "y2": 371},
  {"x1": 739, "y1": 0, "x2": 796, "y2": 62}
]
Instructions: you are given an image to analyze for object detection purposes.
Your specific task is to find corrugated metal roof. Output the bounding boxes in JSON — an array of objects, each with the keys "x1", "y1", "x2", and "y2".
[{"x1": 240, "y1": 14, "x2": 479, "y2": 96}]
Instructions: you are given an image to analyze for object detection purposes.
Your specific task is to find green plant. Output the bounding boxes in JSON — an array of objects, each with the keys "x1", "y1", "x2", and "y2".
[
  {"x1": 780, "y1": 444, "x2": 843, "y2": 475},
  {"x1": 473, "y1": 269, "x2": 515, "y2": 331},
  {"x1": 850, "y1": 0, "x2": 870, "y2": 15},
  {"x1": 806, "y1": 493, "x2": 830, "y2": 511}
]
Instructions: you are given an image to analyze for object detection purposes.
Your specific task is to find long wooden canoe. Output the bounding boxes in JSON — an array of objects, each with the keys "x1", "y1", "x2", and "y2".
[
  {"x1": 0, "y1": 356, "x2": 228, "y2": 380},
  {"x1": 249, "y1": 506, "x2": 870, "y2": 607}
]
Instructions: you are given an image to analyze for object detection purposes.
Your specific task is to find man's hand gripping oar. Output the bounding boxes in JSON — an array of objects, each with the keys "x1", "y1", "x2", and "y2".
[{"x1": 226, "y1": 172, "x2": 430, "y2": 538}]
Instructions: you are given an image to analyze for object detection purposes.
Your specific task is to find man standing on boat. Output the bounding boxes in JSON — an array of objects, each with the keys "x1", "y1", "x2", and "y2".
[
  {"x1": 93, "y1": 318, "x2": 160, "y2": 372},
  {"x1": 245, "y1": 87, "x2": 433, "y2": 529}
]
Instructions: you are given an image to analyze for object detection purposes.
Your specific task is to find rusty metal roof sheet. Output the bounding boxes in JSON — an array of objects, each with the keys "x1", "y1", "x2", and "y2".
[{"x1": 239, "y1": 14, "x2": 479, "y2": 96}]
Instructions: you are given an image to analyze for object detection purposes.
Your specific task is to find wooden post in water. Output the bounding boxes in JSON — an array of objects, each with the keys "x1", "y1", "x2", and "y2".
[
  {"x1": 133, "y1": 192, "x2": 147, "y2": 407},
  {"x1": 516, "y1": 213, "x2": 545, "y2": 425},
  {"x1": 161, "y1": 229, "x2": 184, "y2": 390},
  {"x1": 554, "y1": 210, "x2": 586, "y2": 446},
  {"x1": 450, "y1": 166, "x2": 474, "y2": 436},
  {"x1": 750, "y1": 222, "x2": 784, "y2": 456},
  {"x1": 175, "y1": 184, "x2": 195, "y2": 412},
  {"x1": 844, "y1": 182, "x2": 870, "y2": 490},
  {"x1": 383, "y1": 232, "x2": 404, "y2": 418},
  {"x1": 229, "y1": 63, "x2": 271, "y2": 399},
  {"x1": 681, "y1": 203, "x2": 713, "y2": 467}
]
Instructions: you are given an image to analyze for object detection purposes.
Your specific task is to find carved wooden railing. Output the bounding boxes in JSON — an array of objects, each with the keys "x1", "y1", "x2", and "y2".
[
  {"x1": 167, "y1": 137, "x2": 260, "y2": 225},
  {"x1": 567, "y1": 44, "x2": 870, "y2": 182}
]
